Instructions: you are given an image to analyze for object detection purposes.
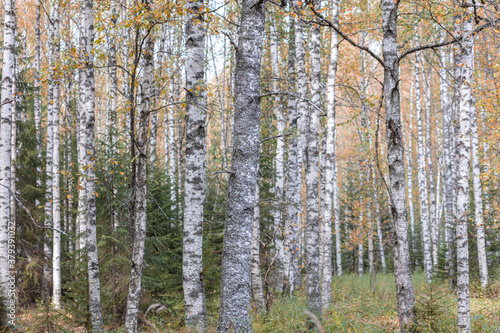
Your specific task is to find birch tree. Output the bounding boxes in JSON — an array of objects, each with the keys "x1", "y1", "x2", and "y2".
[
  {"x1": 49, "y1": 0, "x2": 62, "y2": 309},
  {"x1": 183, "y1": 0, "x2": 208, "y2": 329},
  {"x1": 0, "y1": 0, "x2": 15, "y2": 323},
  {"x1": 125, "y1": 13, "x2": 154, "y2": 332},
  {"x1": 439, "y1": 31, "x2": 455, "y2": 289},
  {"x1": 251, "y1": 181, "x2": 265, "y2": 312},
  {"x1": 423, "y1": 64, "x2": 438, "y2": 268},
  {"x1": 321, "y1": 0, "x2": 339, "y2": 310},
  {"x1": 415, "y1": 50, "x2": 433, "y2": 282},
  {"x1": 456, "y1": 6, "x2": 474, "y2": 331},
  {"x1": 270, "y1": 23, "x2": 285, "y2": 292},
  {"x1": 304, "y1": 18, "x2": 321, "y2": 316},
  {"x1": 81, "y1": 0, "x2": 104, "y2": 329},
  {"x1": 284, "y1": 16, "x2": 301, "y2": 294},
  {"x1": 216, "y1": 0, "x2": 265, "y2": 330}
]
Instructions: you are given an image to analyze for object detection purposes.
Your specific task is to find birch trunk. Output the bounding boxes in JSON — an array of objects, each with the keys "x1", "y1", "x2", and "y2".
[
  {"x1": 471, "y1": 100, "x2": 488, "y2": 288},
  {"x1": 76, "y1": 10, "x2": 88, "y2": 255},
  {"x1": 284, "y1": 16, "x2": 301, "y2": 294},
  {"x1": 373, "y1": 171, "x2": 386, "y2": 273},
  {"x1": 183, "y1": 1, "x2": 208, "y2": 329},
  {"x1": 216, "y1": 0, "x2": 265, "y2": 330},
  {"x1": 270, "y1": 24, "x2": 285, "y2": 293},
  {"x1": 381, "y1": 0, "x2": 416, "y2": 328},
  {"x1": 168, "y1": 77, "x2": 177, "y2": 214},
  {"x1": 125, "y1": 21, "x2": 154, "y2": 333},
  {"x1": 415, "y1": 50, "x2": 433, "y2": 282},
  {"x1": 34, "y1": 0, "x2": 42, "y2": 196},
  {"x1": 358, "y1": 208, "x2": 364, "y2": 277},
  {"x1": 0, "y1": 0, "x2": 15, "y2": 322},
  {"x1": 321, "y1": 0, "x2": 339, "y2": 309},
  {"x1": 456, "y1": 8, "x2": 473, "y2": 332},
  {"x1": 406, "y1": 78, "x2": 416, "y2": 267},
  {"x1": 251, "y1": 181, "x2": 265, "y2": 312},
  {"x1": 81, "y1": 0, "x2": 104, "y2": 329},
  {"x1": 440, "y1": 30, "x2": 455, "y2": 290},
  {"x1": 48, "y1": 0, "x2": 62, "y2": 309},
  {"x1": 423, "y1": 65, "x2": 438, "y2": 268},
  {"x1": 304, "y1": 21, "x2": 321, "y2": 316}
]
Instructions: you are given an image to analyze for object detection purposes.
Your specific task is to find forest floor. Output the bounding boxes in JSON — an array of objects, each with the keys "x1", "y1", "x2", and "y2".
[{"x1": 15, "y1": 272, "x2": 500, "y2": 332}]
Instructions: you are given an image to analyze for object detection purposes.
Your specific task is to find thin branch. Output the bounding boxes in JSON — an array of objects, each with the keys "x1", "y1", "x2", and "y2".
[{"x1": 307, "y1": 4, "x2": 385, "y2": 68}]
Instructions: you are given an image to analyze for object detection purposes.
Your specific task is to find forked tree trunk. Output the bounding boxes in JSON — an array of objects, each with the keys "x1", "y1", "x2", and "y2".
[
  {"x1": 125, "y1": 17, "x2": 154, "y2": 333},
  {"x1": 216, "y1": 0, "x2": 265, "y2": 330},
  {"x1": 381, "y1": 0, "x2": 416, "y2": 328}
]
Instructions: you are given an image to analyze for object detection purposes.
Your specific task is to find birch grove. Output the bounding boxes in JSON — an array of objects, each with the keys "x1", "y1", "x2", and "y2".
[{"x1": 3, "y1": 0, "x2": 500, "y2": 332}]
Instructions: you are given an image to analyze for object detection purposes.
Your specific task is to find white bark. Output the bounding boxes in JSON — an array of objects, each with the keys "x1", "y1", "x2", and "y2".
[
  {"x1": 0, "y1": 0, "x2": 15, "y2": 322},
  {"x1": 216, "y1": 0, "x2": 265, "y2": 330},
  {"x1": 284, "y1": 16, "x2": 300, "y2": 294},
  {"x1": 48, "y1": 0, "x2": 62, "y2": 310},
  {"x1": 423, "y1": 64, "x2": 438, "y2": 268},
  {"x1": 304, "y1": 21, "x2": 321, "y2": 316},
  {"x1": 406, "y1": 78, "x2": 416, "y2": 266},
  {"x1": 270, "y1": 24, "x2": 285, "y2": 293},
  {"x1": 251, "y1": 181, "x2": 265, "y2": 312},
  {"x1": 81, "y1": 0, "x2": 104, "y2": 329},
  {"x1": 456, "y1": 8, "x2": 473, "y2": 332},
  {"x1": 415, "y1": 49, "x2": 433, "y2": 282},
  {"x1": 381, "y1": 0, "x2": 416, "y2": 327},
  {"x1": 34, "y1": 0, "x2": 42, "y2": 197},
  {"x1": 321, "y1": 0, "x2": 339, "y2": 311},
  {"x1": 125, "y1": 18, "x2": 154, "y2": 333},
  {"x1": 183, "y1": 1, "x2": 208, "y2": 329},
  {"x1": 470, "y1": 57, "x2": 488, "y2": 289},
  {"x1": 440, "y1": 30, "x2": 455, "y2": 288},
  {"x1": 168, "y1": 77, "x2": 177, "y2": 214}
]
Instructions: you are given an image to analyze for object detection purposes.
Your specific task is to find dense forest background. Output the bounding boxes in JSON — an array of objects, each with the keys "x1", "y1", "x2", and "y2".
[{"x1": 0, "y1": 0, "x2": 499, "y2": 331}]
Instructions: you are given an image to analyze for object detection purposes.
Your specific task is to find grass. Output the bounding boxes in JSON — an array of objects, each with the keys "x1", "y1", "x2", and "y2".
[{"x1": 16, "y1": 272, "x2": 500, "y2": 332}]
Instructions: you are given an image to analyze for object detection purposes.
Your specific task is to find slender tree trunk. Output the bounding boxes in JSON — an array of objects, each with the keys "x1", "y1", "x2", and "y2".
[
  {"x1": 48, "y1": 0, "x2": 62, "y2": 309},
  {"x1": 439, "y1": 30, "x2": 455, "y2": 290},
  {"x1": 34, "y1": 0, "x2": 42, "y2": 198},
  {"x1": 168, "y1": 77, "x2": 177, "y2": 214},
  {"x1": 216, "y1": 0, "x2": 265, "y2": 330},
  {"x1": 358, "y1": 207, "x2": 364, "y2": 277},
  {"x1": 381, "y1": 0, "x2": 416, "y2": 328},
  {"x1": 82, "y1": 0, "x2": 104, "y2": 329},
  {"x1": 183, "y1": 1, "x2": 208, "y2": 329},
  {"x1": 406, "y1": 78, "x2": 416, "y2": 268},
  {"x1": 284, "y1": 16, "x2": 300, "y2": 294},
  {"x1": 321, "y1": 0, "x2": 339, "y2": 309},
  {"x1": 373, "y1": 171, "x2": 386, "y2": 273},
  {"x1": 415, "y1": 50, "x2": 433, "y2": 282},
  {"x1": 456, "y1": 7, "x2": 473, "y2": 332},
  {"x1": 471, "y1": 100, "x2": 488, "y2": 288},
  {"x1": 0, "y1": 0, "x2": 15, "y2": 322},
  {"x1": 251, "y1": 181, "x2": 265, "y2": 312},
  {"x1": 125, "y1": 18, "x2": 154, "y2": 333},
  {"x1": 270, "y1": 24, "x2": 285, "y2": 293},
  {"x1": 304, "y1": 20, "x2": 321, "y2": 317},
  {"x1": 423, "y1": 64, "x2": 438, "y2": 268}
]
